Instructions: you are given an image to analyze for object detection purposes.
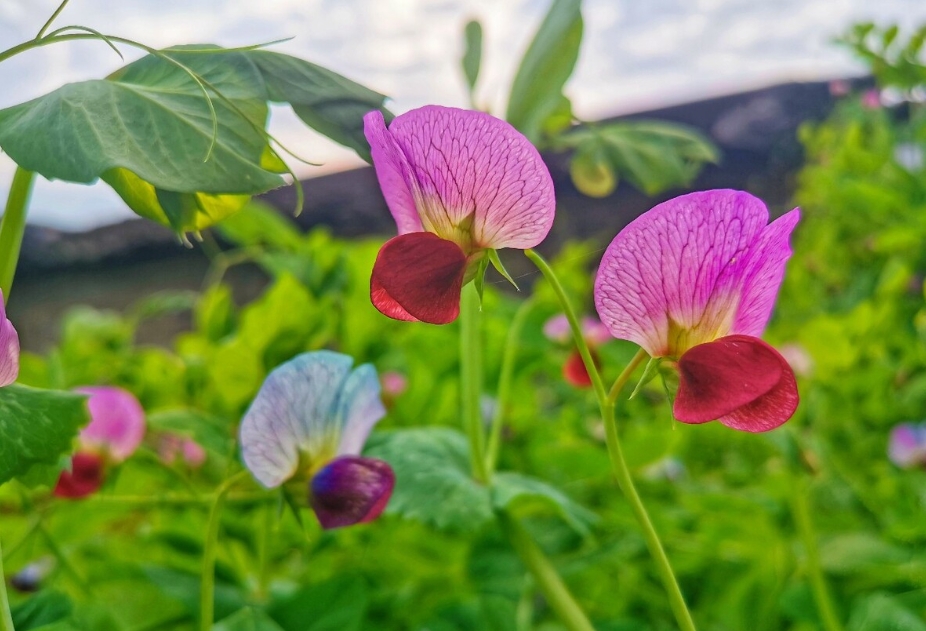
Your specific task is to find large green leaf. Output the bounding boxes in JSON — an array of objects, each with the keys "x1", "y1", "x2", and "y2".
[
  {"x1": 505, "y1": 0, "x2": 583, "y2": 143},
  {"x1": 215, "y1": 608, "x2": 286, "y2": 631},
  {"x1": 251, "y1": 51, "x2": 390, "y2": 162},
  {"x1": 0, "y1": 385, "x2": 89, "y2": 485},
  {"x1": 492, "y1": 472, "x2": 597, "y2": 536},
  {"x1": 267, "y1": 576, "x2": 368, "y2": 631},
  {"x1": 364, "y1": 428, "x2": 494, "y2": 532}
]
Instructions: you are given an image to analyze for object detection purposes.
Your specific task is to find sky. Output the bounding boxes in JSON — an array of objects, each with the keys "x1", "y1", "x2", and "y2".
[{"x1": 1, "y1": 0, "x2": 925, "y2": 230}]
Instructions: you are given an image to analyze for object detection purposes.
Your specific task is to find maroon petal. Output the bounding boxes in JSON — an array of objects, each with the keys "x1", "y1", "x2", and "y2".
[
  {"x1": 371, "y1": 232, "x2": 467, "y2": 324},
  {"x1": 309, "y1": 456, "x2": 395, "y2": 529},
  {"x1": 674, "y1": 335, "x2": 798, "y2": 431},
  {"x1": 54, "y1": 452, "x2": 104, "y2": 499},
  {"x1": 563, "y1": 348, "x2": 596, "y2": 389}
]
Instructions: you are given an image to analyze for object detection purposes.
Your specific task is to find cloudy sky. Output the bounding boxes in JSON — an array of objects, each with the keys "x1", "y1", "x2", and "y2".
[{"x1": 1, "y1": 0, "x2": 925, "y2": 230}]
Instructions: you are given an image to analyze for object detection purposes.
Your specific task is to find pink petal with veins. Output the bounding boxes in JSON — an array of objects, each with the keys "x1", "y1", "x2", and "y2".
[{"x1": 75, "y1": 386, "x2": 146, "y2": 462}]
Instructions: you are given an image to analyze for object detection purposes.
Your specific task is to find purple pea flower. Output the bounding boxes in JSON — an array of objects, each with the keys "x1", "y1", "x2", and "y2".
[
  {"x1": 364, "y1": 105, "x2": 555, "y2": 324},
  {"x1": 594, "y1": 190, "x2": 800, "y2": 432},
  {"x1": 239, "y1": 351, "x2": 394, "y2": 529},
  {"x1": 0, "y1": 290, "x2": 20, "y2": 387},
  {"x1": 888, "y1": 423, "x2": 926, "y2": 469}
]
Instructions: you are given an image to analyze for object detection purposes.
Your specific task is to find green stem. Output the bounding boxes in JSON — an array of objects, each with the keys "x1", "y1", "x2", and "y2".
[
  {"x1": 791, "y1": 477, "x2": 844, "y2": 631},
  {"x1": 0, "y1": 168, "x2": 35, "y2": 299},
  {"x1": 498, "y1": 512, "x2": 596, "y2": 631},
  {"x1": 525, "y1": 249, "x2": 697, "y2": 631},
  {"x1": 0, "y1": 535, "x2": 16, "y2": 631},
  {"x1": 200, "y1": 471, "x2": 248, "y2": 631},
  {"x1": 460, "y1": 284, "x2": 489, "y2": 483},
  {"x1": 486, "y1": 298, "x2": 534, "y2": 473}
]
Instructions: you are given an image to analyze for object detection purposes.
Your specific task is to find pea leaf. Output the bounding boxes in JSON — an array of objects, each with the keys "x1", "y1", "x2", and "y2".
[
  {"x1": 506, "y1": 0, "x2": 583, "y2": 143},
  {"x1": 267, "y1": 576, "x2": 368, "y2": 631},
  {"x1": 0, "y1": 385, "x2": 89, "y2": 485},
  {"x1": 491, "y1": 472, "x2": 597, "y2": 536},
  {"x1": 364, "y1": 428, "x2": 493, "y2": 532},
  {"x1": 462, "y1": 20, "x2": 484, "y2": 94},
  {"x1": 214, "y1": 608, "x2": 286, "y2": 631},
  {"x1": 251, "y1": 51, "x2": 391, "y2": 162}
]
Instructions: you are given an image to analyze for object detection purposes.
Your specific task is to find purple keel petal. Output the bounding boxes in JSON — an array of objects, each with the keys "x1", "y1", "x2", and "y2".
[
  {"x1": 75, "y1": 386, "x2": 146, "y2": 462},
  {"x1": 367, "y1": 105, "x2": 555, "y2": 251},
  {"x1": 888, "y1": 423, "x2": 926, "y2": 468},
  {"x1": 309, "y1": 456, "x2": 395, "y2": 529},
  {"x1": 595, "y1": 190, "x2": 797, "y2": 358},
  {"x1": 0, "y1": 290, "x2": 19, "y2": 387}
]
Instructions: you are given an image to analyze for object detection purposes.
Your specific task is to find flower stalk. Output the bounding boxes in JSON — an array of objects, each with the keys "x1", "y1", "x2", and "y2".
[
  {"x1": 526, "y1": 248, "x2": 697, "y2": 631},
  {"x1": 460, "y1": 284, "x2": 489, "y2": 483},
  {"x1": 0, "y1": 535, "x2": 16, "y2": 631},
  {"x1": 0, "y1": 168, "x2": 36, "y2": 299},
  {"x1": 200, "y1": 471, "x2": 248, "y2": 631}
]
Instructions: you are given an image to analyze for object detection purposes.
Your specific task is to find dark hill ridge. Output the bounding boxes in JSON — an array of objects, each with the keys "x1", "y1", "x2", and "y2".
[{"x1": 9, "y1": 79, "x2": 852, "y2": 349}]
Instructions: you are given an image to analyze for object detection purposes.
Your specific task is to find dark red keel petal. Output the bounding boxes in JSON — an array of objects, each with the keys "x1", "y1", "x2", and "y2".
[
  {"x1": 54, "y1": 452, "x2": 105, "y2": 499},
  {"x1": 309, "y1": 456, "x2": 395, "y2": 529},
  {"x1": 371, "y1": 232, "x2": 467, "y2": 325},
  {"x1": 563, "y1": 348, "x2": 597, "y2": 389},
  {"x1": 674, "y1": 335, "x2": 798, "y2": 431}
]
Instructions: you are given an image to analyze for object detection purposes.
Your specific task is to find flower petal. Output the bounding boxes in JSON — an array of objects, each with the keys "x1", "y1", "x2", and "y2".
[
  {"x1": 888, "y1": 423, "x2": 926, "y2": 468},
  {"x1": 595, "y1": 190, "x2": 797, "y2": 357},
  {"x1": 75, "y1": 387, "x2": 146, "y2": 462},
  {"x1": 367, "y1": 105, "x2": 555, "y2": 250},
  {"x1": 364, "y1": 111, "x2": 424, "y2": 235},
  {"x1": 563, "y1": 349, "x2": 595, "y2": 389},
  {"x1": 309, "y1": 456, "x2": 395, "y2": 529},
  {"x1": 240, "y1": 352, "x2": 387, "y2": 489},
  {"x1": 371, "y1": 232, "x2": 467, "y2": 324},
  {"x1": 0, "y1": 290, "x2": 20, "y2": 387},
  {"x1": 674, "y1": 335, "x2": 798, "y2": 432},
  {"x1": 54, "y1": 452, "x2": 104, "y2": 499}
]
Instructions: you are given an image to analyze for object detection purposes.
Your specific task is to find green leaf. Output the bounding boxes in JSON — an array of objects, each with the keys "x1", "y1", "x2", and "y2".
[
  {"x1": 0, "y1": 48, "x2": 283, "y2": 232},
  {"x1": 364, "y1": 428, "x2": 494, "y2": 531},
  {"x1": 0, "y1": 385, "x2": 89, "y2": 485},
  {"x1": 11, "y1": 590, "x2": 73, "y2": 630},
  {"x1": 506, "y1": 0, "x2": 583, "y2": 143},
  {"x1": 462, "y1": 20, "x2": 484, "y2": 93},
  {"x1": 491, "y1": 472, "x2": 597, "y2": 535},
  {"x1": 268, "y1": 576, "x2": 368, "y2": 631},
  {"x1": 215, "y1": 608, "x2": 286, "y2": 631},
  {"x1": 569, "y1": 137, "x2": 617, "y2": 198},
  {"x1": 215, "y1": 201, "x2": 304, "y2": 250},
  {"x1": 250, "y1": 51, "x2": 391, "y2": 162},
  {"x1": 848, "y1": 593, "x2": 926, "y2": 631}
]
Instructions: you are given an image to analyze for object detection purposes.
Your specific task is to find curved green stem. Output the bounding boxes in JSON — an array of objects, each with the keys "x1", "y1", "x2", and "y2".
[
  {"x1": 0, "y1": 168, "x2": 36, "y2": 299},
  {"x1": 525, "y1": 249, "x2": 697, "y2": 631},
  {"x1": 0, "y1": 535, "x2": 15, "y2": 631},
  {"x1": 200, "y1": 471, "x2": 248, "y2": 631},
  {"x1": 498, "y1": 512, "x2": 596, "y2": 631},
  {"x1": 460, "y1": 284, "x2": 489, "y2": 483},
  {"x1": 791, "y1": 477, "x2": 844, "y2": 631},
  {"x1": 36, "y1": 0, "x2": 71, "y2": 39},
  {"x1": 486, "y1": 298, "x2": 534, "y2": 473}
]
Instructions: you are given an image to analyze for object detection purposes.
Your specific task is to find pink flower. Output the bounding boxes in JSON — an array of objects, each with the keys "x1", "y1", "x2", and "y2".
[
  {"x1": 888, "y1": 423, "x2": 926, "y2": 469},
  {"x1": 594, "y1": 190, "x2": 800, "y2": 432},
  {"x1": 0, "y1": 290, "x2": 20, "y2": 387},
  {"x1": 364, "y1": 106, "x2": 555, "y2": 324},
  {"x1": 543, "y1": 314, "x2": 611, "y2": 388},
  {"x1": 380, "y1": 371, "x2": 408, "y2": 398},
  {"x1": 54, "y1": 386, "x2": 146, "y2": 499},
  {"x1": 861, "y1": 89, "x2": 881, "y2": 109},
  {"x1": 159, "y1": 434, "x2": 207, "y2": 468}
]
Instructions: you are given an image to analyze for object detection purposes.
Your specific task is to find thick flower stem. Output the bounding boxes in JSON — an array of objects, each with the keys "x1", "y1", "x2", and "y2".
[
  {"x1": 0, "y1": 168, "x2": 36, "y2": 299},
  {"x1": 200, "y1": 471, "x2": 248, "y2": 631},
  {"x1": 0, "y1": 535, "x2": 16, "y2": 631},
  {"x1": 498, "y1": 512, "x2": 596, "y2": 631},
  {"x1": 525, "y1": 249, "x2": 697, "y2": 631},
  {"x1": 791, "y1": 477, "x2": 845, "y2": 631},
  {"x1": 460, "y1": 284, "x2": 489, "y2": 483}
]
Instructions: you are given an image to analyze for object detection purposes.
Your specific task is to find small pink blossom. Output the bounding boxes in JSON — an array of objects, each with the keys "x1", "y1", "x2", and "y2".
[
  {"x1": 543, "y1": 314, "x2": 610, "y2": 388},
  {"x1": 75, "y1": 386, "x2": 146, "y2": 462},
  {"x1": 380, "y1": 371, "x2": 408, "y2": 398},
  {"x1": 861, "y1": 89, "x2": 882, "y2": 109},
  {"x1": 0, "y1": 290, "x2": 19, "y2": 387},
  {"x1": 159, "y1": 434, "x2": 207, "y2": 468},
  {"x1": 888, "y1": 423, "x2": 926, "y2": 469}
]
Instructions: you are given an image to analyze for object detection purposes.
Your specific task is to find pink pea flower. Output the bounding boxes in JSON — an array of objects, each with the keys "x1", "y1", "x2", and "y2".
[
  {"x1": 159, "y1": 434, "x2": 207, "y2": 468},
  {"x1": 364, "y1": 106, "x2": 555, "y2": 324},
  {"x1": 240, "y1": 351, "x2": 394, "y2": 529},
  {"x1": 543, "y1": 314, "x2": 611, "y2": 388},
  {"x1": 0, "y1": 290, "x2": 20, "y2": 387},
  {"x1": 888, "y1": 423, "x2": 926, "y2": 469},
  {"x1": 594, "y1": 190, "x2": 800, "y2": 432},
  {"x1": 861, "y1": 89, "x2": 882, "y2": 109},
  {"x1": 55, "y1": 386, "x2": 146, "y2": 498}
]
